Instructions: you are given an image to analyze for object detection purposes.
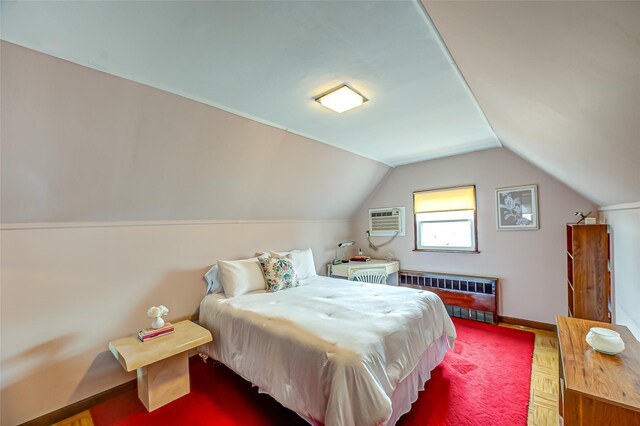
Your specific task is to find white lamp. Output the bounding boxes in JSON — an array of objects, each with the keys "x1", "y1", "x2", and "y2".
[{"x1": 333, "y1": 241, "x2": 355, "y2": 265}]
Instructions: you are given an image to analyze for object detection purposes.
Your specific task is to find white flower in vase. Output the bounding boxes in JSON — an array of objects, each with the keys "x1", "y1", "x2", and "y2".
[{"x1": 147, "y1": 305, "x2": 169, "y2": 329}]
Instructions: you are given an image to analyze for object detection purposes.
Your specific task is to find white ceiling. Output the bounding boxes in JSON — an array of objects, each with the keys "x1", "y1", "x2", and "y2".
[
  {"x1": 3, "y1": 1, "x2": 638, "y2": 206},
  {"x1": 0, "y1": 0, "x2": 499, "y2": 166},
  {"x1": 424, "y1": 0, "x2": 640, "y2": 206}
]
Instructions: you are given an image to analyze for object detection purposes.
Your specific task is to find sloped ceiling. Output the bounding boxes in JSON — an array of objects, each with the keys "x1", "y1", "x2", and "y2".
[
  {"x1": 424, "y1": 1, "x2": 640, "y2": 206},
  {"x1": 0, "y1": 0, "x2": 499, "y2": 166},
  {"x1": 1, "y1": 42, "x2": 389, "y2": 223},
  {"x1": 2, "y1": 1, "x2": 637, "y2": 207}
]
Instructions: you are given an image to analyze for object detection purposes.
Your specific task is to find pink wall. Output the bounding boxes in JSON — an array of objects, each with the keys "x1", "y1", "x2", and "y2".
[
  {"x1": 353, "y1": 148, "x2": 596, "y2": 324},
  {"x1": 0, "y1": 42, "x2": 388, "y2": 424},
  {"x1": 0, "y1": 41, "x2": 602, "y2": 425},
  {"x1": 1, "y1": 41, "x2": 389, "y2": 223},
  {"x1": 1, "y1": 220, "x2": 354, "y2": 425}
]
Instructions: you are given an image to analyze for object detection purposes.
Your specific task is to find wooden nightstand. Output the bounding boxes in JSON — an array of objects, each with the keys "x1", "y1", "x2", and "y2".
[{"x1": 109, "y1": 320, "x2": 212, "y2": 411}]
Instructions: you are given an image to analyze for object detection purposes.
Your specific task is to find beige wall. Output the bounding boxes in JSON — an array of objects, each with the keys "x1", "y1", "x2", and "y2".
[
  {"x1": 352, "y1": 148, "x2": 596, "y2": 324},
  {"x1": 0, "y1": 220, "x2": 354, "y2": 425},
  {"x1": 600, "y1": 203, "x2": 640, "y2": 339},
  {"x1": 0, "y1": 42, "x2": 389, "y2": 424}
]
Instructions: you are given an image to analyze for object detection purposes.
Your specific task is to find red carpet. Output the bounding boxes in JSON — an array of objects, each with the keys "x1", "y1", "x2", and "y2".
[
  {"x1": 91, "y1": 318, "x2": 534, "y2": 426},
  {"x1": 397, "y1": 319, "x2": 535, "y2": 426}
]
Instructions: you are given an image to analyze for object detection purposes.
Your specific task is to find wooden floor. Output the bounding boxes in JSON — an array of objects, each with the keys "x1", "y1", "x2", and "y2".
[
  {"x1": 52, "y1": 411, "x2": 94, "y2": 426},
  {"x1": 53, "y1": 324, "x2": 559, "y2": 426},
  {"x1": 501, "y1": 324, "x2": 559, "y2": 426}
]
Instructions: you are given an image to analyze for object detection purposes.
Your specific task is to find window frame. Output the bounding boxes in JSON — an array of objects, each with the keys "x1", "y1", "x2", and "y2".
[{"x1": 413, "y1": 185, "x2": 479, "y2": 254}]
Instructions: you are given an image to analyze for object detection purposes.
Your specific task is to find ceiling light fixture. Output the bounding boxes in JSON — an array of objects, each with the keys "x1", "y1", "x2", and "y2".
[{"x1": 315, "y1": 84, "x2": 368, "y2": 113}]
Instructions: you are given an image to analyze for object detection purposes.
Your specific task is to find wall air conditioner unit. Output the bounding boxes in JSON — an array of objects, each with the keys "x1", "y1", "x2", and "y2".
[{"x1": 368, "y1": 207, "x2": 406, "y2": 237}]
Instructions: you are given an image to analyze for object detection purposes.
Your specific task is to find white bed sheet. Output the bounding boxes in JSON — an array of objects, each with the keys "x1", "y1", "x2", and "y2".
[{"x1": 199, "y1": 276, "x2": 456, "y2": 426}]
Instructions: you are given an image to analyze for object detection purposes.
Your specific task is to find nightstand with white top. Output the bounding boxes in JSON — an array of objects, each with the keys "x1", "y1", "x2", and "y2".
[{"x1": 109, "y1": 320, "x2": 212, "y2": 411}]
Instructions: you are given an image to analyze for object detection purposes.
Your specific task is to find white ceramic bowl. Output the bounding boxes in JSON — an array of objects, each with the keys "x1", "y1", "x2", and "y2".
[{"x1": 586, "y1": 327, "x2": 625, "y2": 355}]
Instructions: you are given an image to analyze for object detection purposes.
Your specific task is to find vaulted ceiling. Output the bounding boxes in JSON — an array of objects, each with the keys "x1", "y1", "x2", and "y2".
[
  {"x1": 423, "y1": 0, "x2": 640, "y2": 206},
  {"x1": 2, "y1": 1, "x2": 638, "y2": 206},
  {"x1": 0, "y1": 0, "x2": 498, "y2": 166}
]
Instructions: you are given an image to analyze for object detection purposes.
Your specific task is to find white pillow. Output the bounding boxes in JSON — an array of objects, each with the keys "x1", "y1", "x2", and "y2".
[
  {"x1": 217, "y1": 258, "x2": 266, "y2": 297},
  {"x1": 203, "y1": 265, "x2": 224, "y2": 295},
  {"x1": 270, "y1": 248, "x2": 317, "y2": 280}
]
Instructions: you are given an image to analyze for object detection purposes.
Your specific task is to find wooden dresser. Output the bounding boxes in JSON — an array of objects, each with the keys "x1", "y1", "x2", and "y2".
[{"x1": 557, "y1": 316, "x2": 640, "y2": 425}]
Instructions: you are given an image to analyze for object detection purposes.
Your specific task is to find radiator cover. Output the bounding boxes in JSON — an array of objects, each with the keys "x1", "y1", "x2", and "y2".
[{"x1": 399, "y1": 270, "x2": 499, "y2": 324}]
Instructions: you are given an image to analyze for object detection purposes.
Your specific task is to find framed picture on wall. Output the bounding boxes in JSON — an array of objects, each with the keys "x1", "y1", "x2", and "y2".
[{"x1": 495, "y1": 184, "x2": 539, "y2": 230}]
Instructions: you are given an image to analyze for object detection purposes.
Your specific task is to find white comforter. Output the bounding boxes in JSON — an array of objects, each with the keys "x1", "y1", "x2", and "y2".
[{"x1": 199, "y1": 276, "x2": 456, "y2": 426}]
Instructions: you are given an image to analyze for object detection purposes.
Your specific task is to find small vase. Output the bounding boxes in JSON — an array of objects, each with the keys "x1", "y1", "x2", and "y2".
[{"x1": 151, "y1": 316, "x2": 165, "y2": 329}]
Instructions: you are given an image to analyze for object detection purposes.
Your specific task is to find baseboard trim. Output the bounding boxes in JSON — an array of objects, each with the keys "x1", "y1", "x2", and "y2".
[
  {"x1": 19, "y1": 349, "x2": 207, "y2": 426},
  {"x1": 18, "y1": 379, "x2": 136, "y2": 426},
  {"x1": 499, "y1": 316, "x2": 556, "y2": 332}
]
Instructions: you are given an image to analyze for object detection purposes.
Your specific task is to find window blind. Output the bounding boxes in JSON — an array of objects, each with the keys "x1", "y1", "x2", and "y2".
[{"x1": 414, "y1": 186, "x2": 476, "y2": 213}]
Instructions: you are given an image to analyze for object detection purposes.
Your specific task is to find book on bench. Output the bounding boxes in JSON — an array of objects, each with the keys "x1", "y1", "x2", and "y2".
[
  {"x1": 350, "y1": 256, "x2": 371, "y2": 262},
  {"x1": 138, "y1": 323, "x2": 175, "y2": 342}
]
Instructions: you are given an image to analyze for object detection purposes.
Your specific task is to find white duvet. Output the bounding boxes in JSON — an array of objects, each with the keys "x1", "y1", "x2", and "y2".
[{"x1": 198, "y1": 276, "x2": 456, "y2": 426}]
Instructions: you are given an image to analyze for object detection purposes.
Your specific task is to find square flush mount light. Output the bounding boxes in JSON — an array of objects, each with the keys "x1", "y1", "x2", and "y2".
[{"x1": 315, "y1": 84, "x2": 368, "y2": 113}]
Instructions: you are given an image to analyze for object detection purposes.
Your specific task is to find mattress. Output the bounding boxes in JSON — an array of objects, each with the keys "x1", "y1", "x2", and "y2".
[{"x1": 198, "y1": 275, "x2": 456, "y2": 426}]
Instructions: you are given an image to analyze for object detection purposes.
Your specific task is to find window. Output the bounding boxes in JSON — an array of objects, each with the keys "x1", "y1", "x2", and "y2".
[{"x1": 414, "y1": 186, "x2": 477, "y2": 252}]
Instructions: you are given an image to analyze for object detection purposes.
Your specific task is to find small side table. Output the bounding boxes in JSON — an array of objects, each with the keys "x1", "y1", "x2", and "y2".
[{"x1": 109, "y1": 320, "x2": 212, "y2": 411}]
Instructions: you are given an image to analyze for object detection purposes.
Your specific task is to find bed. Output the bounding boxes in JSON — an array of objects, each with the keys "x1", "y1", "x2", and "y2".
[{"x1": 198, "y1": 274, "x2": 456, "y2": 426}]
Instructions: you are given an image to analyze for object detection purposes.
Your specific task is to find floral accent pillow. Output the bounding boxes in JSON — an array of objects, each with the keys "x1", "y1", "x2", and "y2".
[{"x1": 258, "y1": 254, "x2": 299, "y2": 292}]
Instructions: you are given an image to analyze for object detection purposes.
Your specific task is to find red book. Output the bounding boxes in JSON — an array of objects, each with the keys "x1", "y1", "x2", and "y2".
[
  {"x1": 141, "y1": 327, "x2": 174, "y2": 338},
  {"x1": 139, "y1": 322, "x2": 173, "y2": 337},
  {"x1": 139, "y1": 329, "x2": 175, "y2": 342},
  {"x1": 140, "y1": 326, "x2": 174, "y2": 337},
  {"x1": 138, "y1": 326, "x2": 175, "y2": 341},
  {"x1": 139, "y1": 330, "x2": 174, "y2": 342},
  {"x1": 350, "y1": 256, "x2": 371, "y2": 262}
]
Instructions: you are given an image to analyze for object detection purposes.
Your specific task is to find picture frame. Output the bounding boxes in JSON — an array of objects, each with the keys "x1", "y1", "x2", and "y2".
[{"x1": 495, "y1": 184, "x2": 539, "y2": 230}]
